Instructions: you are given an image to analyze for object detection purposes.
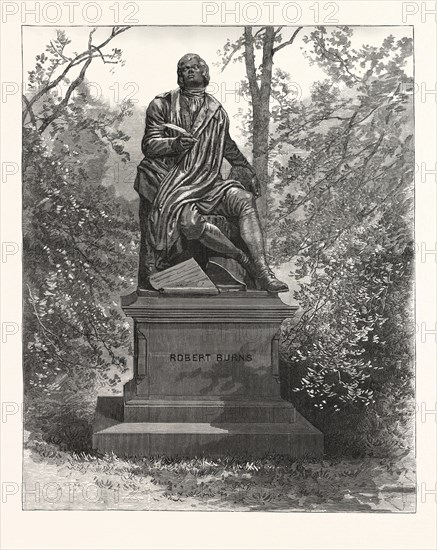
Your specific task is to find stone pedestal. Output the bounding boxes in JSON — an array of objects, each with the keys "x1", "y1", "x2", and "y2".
[{"x1": 92, "y1": 290, "x2": 323, "y2": 457}]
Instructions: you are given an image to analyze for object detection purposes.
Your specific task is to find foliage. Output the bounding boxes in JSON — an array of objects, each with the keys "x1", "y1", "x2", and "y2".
[
  {"x1": 23, "y1": 26, "x2": 130, "y2": 133},
  {"x1": 23, "y1": 29, "x2": 137, "y2": 447},
  {"x1": 219, "y1": 26, "x2": 414, "y2": 456}
]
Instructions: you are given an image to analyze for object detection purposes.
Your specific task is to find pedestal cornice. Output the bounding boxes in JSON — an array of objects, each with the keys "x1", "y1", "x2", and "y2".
[{"x1": 121, "y1": 290, "x2": 298, "y2": 324}]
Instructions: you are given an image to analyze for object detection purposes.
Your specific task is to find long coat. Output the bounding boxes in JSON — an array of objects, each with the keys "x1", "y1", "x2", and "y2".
[{"x1": 135, "y1": 88, "x2": 254, "y2": 272}]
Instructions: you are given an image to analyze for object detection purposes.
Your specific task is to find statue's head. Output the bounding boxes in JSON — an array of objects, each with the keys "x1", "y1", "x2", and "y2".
[{"x1": 177, "y1": 53, "x2": 210, "y2": 89}]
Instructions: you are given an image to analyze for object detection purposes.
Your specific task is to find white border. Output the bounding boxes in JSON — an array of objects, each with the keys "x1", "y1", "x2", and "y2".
[{"x1": 1, "y1": 2, "x2": 436, "y2": 549}]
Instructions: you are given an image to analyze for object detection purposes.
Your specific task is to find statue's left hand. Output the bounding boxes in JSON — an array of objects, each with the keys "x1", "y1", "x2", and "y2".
[{"x1": 249, "y1": 175, "x2": 261, "y2": 198}]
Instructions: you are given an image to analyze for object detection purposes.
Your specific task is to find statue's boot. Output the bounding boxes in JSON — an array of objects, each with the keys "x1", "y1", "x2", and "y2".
[
  {"x1": 198, "y1": 220, "x2": 288, "y2": 293},
  {"x1": 198, "y1": 222, "x2": 251, "y2": 267},
  {"x1": 239, "y1": 210, "x2": 289, "y2": 293}
]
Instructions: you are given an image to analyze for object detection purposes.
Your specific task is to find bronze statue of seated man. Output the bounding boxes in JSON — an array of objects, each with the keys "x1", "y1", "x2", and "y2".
[{"x1": 134, "y1": 53, "x2": 288, "y2": 293}]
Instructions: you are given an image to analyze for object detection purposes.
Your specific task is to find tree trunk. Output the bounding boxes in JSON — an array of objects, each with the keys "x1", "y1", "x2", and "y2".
[{"x1": 243, "y1": 26, "x2": 275, "y2": 227}]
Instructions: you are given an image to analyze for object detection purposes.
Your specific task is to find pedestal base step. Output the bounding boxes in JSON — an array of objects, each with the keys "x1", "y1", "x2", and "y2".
[
  {"x1": 92, "y1": 420, "x2": 323, "y2": 458},
  {"x1": 123, "y1": 398, "x2": 297, "y2": 423}
]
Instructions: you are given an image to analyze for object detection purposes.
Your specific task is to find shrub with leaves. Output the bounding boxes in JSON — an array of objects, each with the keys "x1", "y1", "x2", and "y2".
[
  {"x1": 23, "y1": 28, "x2": 137, "y2": 449},
  {"x1": 219, "y1": 26, "x2": 414, "y2": 456}
]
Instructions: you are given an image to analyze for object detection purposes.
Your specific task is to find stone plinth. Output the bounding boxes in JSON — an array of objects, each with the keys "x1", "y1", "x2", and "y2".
[{"x1": 92, "y1": 290, "x2": 323, "y2": 458}]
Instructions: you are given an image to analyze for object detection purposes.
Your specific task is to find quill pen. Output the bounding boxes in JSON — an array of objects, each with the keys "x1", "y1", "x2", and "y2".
[{"x1": 162, "y1": 123, "x2": 197, "y2": 140}]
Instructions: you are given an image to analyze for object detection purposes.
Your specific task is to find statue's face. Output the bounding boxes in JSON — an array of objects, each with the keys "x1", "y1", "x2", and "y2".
[{"x1": 179, "y1": 58, "x2": 204, "y2": 88}]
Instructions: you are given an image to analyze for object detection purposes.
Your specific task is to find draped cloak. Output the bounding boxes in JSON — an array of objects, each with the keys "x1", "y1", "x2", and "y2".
[{"x1": 134, "y1": 88, "x2": 255, "y2": 270}]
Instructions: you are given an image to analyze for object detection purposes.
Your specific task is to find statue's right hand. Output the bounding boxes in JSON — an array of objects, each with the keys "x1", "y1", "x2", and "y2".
[{"x1": 176, "y1": 135, "x2": 197, "y2": 151}]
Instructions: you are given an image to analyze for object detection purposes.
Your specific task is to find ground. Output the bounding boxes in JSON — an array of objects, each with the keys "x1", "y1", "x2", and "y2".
[{"x1": 22, "y1": 435, "x2": 416, "y2": 512}]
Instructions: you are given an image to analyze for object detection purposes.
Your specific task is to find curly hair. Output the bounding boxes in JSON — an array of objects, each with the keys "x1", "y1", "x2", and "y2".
[{"x1": 177, "y1": 53, "x2": 210, "y2": 88}]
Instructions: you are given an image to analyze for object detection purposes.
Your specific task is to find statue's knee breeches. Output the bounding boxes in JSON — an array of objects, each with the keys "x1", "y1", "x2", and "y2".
[
  {"x1": 179, "y1": 204, "x2": 206, "y2": 240},
  {"x1": 220, "y1": 187, "x2": 256, "y2": 218}
]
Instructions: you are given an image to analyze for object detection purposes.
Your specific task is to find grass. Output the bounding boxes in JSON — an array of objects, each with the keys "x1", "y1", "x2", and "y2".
[{"x1": 23, "y1": 435, "x2": 416, "y2": 512}]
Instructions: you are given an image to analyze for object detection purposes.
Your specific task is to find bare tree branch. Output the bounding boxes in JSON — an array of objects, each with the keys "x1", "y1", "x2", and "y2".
[
  {"x1": 253, "y1": 27, "x2": 268, "y2": 37},
  {"x1": 220, "y1": 36, "x2": 245, "y2": 73},
  {"x1": 272, "y1": 27, "x2": 303, "y2": 55},
  {"x1": 23, "y1": 26, "x2": 130, "y2": 125},
  {"x1": 22, "y1": 96, "x2": 37, "y2": 127},
  {"x1": 49, "y1": 40, "x2": 71, "y2": 62},
  {"x1": 38, "y1": 56, "x2": 93, "y2": 133},
  {"x1": 87, "y1": 27, "x2": 97, "y2": 49}
]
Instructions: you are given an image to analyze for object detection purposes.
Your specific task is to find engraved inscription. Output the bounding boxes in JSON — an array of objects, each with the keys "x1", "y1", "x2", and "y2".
[{"x1": 169, "y1": 353, "x2": 253, "y2": 362}]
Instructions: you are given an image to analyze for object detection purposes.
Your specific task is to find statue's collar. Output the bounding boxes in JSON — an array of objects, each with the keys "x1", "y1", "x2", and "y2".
[
  {"x1": 170, "y1": 88, "x2": 221, "y2": 137},
  {"x1": 180, "y1": 86, "x2": 206, "y2": 99}
]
